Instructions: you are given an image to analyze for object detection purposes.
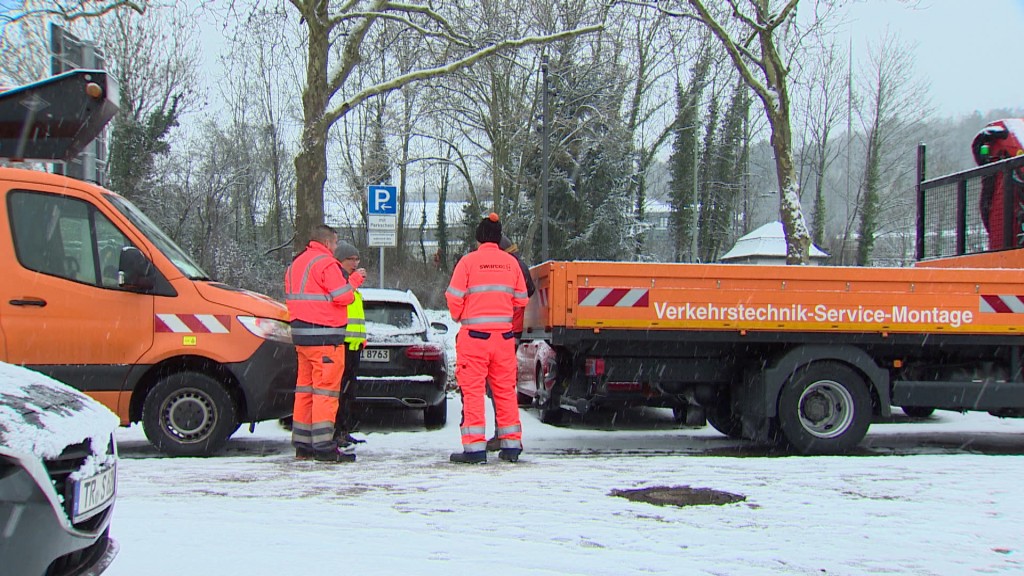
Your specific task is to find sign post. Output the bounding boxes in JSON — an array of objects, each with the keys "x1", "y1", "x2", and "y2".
[{"x1": 367, "y1": 184, "x2": 398, "y2": 288}]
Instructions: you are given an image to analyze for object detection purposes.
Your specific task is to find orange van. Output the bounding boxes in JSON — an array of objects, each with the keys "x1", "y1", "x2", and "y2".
[{"x1": 0, "y1": 70, "x2": 296, "y2": 456}]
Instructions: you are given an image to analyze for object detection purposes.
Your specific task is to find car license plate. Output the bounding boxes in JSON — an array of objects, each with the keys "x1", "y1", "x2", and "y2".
[
  {"x1": 72, "y1": 464, "x2": 116, "y2": 523},
  {"x1": 361, "y1": 348, "x2": 390, "y2": 362}
]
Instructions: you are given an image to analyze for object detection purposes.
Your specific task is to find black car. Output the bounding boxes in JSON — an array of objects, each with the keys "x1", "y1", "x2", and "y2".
[
  {"x1": 0, "y1": 362, "x2": 119, "y2": 576},
  {"x1": 355, "y1": 288, "x2": 450, "y2": 428}
]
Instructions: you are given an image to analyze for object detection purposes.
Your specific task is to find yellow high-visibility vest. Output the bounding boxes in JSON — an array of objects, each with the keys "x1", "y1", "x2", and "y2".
[{"x1": 345, "y1": 290, "x2": 366, "y2": 350}]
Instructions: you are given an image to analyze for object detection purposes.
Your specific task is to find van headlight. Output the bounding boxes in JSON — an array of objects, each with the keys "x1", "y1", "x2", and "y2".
[{"x1": 237, "y1": 316, "x2": 292, "y2": 344}]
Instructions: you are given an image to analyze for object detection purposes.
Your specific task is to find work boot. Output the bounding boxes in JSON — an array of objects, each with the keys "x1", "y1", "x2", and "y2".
[
  {"x1": 449, "y1": 451, "x2": 487, "y2": 464},
  {"x1": 485, "y1": 436, "x2": 501, "y2": 452},
  {"x1": 335, "y1": 431, "x2": 366, "y2": 445},
  {"x1": 498, "y1": 448, "x2": 522, "y2": 463},
  {"x1": 314, "y1": 448, "x2": 357, "y2": 463},
  {"x1": 295, "y1": 446, "x2": 314, "y2": 460}
]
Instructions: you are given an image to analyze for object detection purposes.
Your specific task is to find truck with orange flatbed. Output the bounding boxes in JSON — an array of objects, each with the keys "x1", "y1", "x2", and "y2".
[{"x1": 516, "y1": 142, "x2": 1024, "y2": 455}]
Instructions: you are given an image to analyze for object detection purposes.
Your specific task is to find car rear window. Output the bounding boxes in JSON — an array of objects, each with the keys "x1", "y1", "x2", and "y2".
[{"x1": 364, "y1": 301, "x2": 419, "y2": 329}]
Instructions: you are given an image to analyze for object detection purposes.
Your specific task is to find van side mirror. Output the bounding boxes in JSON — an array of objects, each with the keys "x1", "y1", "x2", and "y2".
[
  {"x1": 118, "y1": 246, "x2": 156, "y2": 290},
  {"x1": 430, "y1": 321, "x2": 449, "y2": 334}
]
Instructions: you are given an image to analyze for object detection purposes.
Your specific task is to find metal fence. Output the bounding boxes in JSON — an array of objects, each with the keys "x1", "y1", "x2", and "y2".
[{"x1": 916, "y1": 148, "x2": 1024, "y2": 260}]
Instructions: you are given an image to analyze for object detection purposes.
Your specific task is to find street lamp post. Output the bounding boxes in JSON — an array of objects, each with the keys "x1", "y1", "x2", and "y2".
[{"x1": 541, "y1": 55, "x2": 550, "y2": 261}]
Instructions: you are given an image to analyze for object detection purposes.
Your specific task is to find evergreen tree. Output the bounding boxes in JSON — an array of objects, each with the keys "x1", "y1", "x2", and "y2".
[{"x1": 668, "y1": 49, "x2": 711, "y2": 262}]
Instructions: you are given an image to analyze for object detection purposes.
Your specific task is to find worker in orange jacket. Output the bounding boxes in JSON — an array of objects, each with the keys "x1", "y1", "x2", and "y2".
[
  {"x1": 446, "y1": 213, "x2": 529, "y2": 463},
  {"x1": 284, "y1": 225, "x2": 364, "y2": 463}
]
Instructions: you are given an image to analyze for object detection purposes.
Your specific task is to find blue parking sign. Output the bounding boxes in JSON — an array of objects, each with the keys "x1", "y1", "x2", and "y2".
[{"x1": 368, "y1": 185, "x2": 398, "y2": 215}]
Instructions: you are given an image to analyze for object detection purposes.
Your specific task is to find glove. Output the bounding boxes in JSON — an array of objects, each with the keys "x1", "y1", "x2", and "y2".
[{"x1": 349, "y1": 270, "x2": 365, "y2": 289}]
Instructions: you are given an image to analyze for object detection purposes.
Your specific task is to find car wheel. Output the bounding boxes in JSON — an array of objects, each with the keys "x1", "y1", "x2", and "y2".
[
  {"x1": 424, "y1": 395, "x2": 447, "y2": 429},
  {"x1": 142, "y1": 372, "x2": 238, "y2": 456},
  {"x1": 901, "y1": 406, "x2": 935, "y2": 418},
  {"x1": 777, "y1": 362, "x2": 872, "y2": 455}
]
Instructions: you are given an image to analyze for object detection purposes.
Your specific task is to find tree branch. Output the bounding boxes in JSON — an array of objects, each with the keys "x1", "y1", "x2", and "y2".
[
  {"x1": 2, "y1": 0, "x2": 145, "y2": 25},
  {"x1": 325, "y1": 25, "x2": 604, "y2": 127}
]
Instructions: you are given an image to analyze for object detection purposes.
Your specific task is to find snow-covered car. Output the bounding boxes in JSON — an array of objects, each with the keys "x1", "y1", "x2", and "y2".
[
  {"x1": 0, "y1": 362, "x2": 119, "y2": 576},
  {"x1": 355, "y1": 288, "x2": 449, "y2": 428}
]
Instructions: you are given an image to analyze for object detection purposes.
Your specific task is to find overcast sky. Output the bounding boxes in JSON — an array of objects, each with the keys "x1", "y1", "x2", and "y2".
[
  {"x1": 844, "y1": 0, "x2": 1024, "y2": 117},
  {"x1": 4, "y1": 1, "x2": 1021, "y2": 119}
]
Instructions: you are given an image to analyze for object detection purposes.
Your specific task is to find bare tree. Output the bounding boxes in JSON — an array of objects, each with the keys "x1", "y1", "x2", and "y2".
[
  {"x1": 613, "y1": 8, "x2": 678, "y2": 259},
  {"x1": 0, "y1": 0, "x2": 146, "y2": 84},
  {"x1": 851, "y1": 31, "x2": 930, "y2": 265},
  {"x1": 652, "y1": 0, "x2": 837, "y2": 264},
  {"x1": 272, "y1": 0, "x2": 602, "y2": 250},
  {"x1": 793, "y1": 37, "x2": 848, "y2": 249},
  {"x1": 92, "y1": 3, "x2": 201, "y2": 200},
  {"x1": 1, "y1": 0, "x2": 143, "y2": 25}
]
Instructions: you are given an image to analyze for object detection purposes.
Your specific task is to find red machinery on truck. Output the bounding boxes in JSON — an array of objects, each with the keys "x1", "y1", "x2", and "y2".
[{"x1": 516, "y1": 123, "x2": 1024, "y2": 455}]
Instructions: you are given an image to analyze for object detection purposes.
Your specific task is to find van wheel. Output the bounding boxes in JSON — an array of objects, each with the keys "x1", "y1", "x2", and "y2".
[
  {"x1": 424, "y1": 395, "x2": 447, "y2": 429},
  {"x1": 142, "y1": 372, "x2": 238, "y2": 456},
  {"x1": 777, "y1": 362, "x2": 872, "y2": 455}
]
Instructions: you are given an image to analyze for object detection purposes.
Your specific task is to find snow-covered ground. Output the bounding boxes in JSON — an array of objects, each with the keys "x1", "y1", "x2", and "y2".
[
  {"x1": 101, "y1": 310, "x2": 1024, "y2": 575},
  {"x1": 104, "y1": 402, "x2": 1024, "y2": 576}
]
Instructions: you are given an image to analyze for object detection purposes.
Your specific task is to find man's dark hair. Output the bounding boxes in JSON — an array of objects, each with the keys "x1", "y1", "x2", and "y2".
[{"x1": 310, "y1": 224, "x2": 337, "y2": 246}]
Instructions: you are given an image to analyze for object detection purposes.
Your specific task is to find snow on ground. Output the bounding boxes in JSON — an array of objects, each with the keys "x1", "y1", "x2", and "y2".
[{"x1": 105, "y1": 403, "x2": 1024, "y2": 576}]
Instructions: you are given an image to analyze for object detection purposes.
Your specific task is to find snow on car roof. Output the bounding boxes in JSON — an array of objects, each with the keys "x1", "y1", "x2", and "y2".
[
  {"x1": 0, "y1": 362, "x2": 119, "y2": 459},
  {"x1": 360, "y1": 287, "x2": 421, "y2": 305}
]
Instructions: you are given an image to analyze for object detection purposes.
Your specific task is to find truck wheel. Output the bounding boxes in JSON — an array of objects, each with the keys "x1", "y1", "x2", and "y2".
[
  {"x1": 705, "y1": 403, "x2": 744, "y2": 439},
  {"x1": 901, "y1": 406, "x2": 935, "y2": 418},
  {"x1": 142, "y1": 372, "x2": 238, "y2": 457},
  {"x1": 777, "y1": 362, "x2": 871, "y2": 455},
  {"x1": 424, "y1": 395, "x2": 447, "y2": 429}
]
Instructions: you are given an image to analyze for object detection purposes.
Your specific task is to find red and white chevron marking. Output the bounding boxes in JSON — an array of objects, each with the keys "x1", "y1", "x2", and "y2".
[
  {"x1": 156, "y1": 314, "x2": 231, "y2": 333},
  {"x1": 578, "y1": 287, "x2": 649, "y2": 307},
  {"x1": 980, "y1": 295, "x2": 1024, "y2": 313}
]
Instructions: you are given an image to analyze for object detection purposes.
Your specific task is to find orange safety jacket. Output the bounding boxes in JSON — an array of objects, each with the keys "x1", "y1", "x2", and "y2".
[
  {"x1": 446, "y1": 243, "x2": 529, "y2": 331},
  {"x1": 285, "y1": 241, "x2": 355, "y2": 346}
]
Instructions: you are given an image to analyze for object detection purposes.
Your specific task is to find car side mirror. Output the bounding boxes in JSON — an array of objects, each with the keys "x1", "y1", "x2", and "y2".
[
  {"x1": 430, "y1": 321, "x2": 449, "y2": 334},
  {"x1": 118, "y1": 246, "x2": 156, "y2": 290}
]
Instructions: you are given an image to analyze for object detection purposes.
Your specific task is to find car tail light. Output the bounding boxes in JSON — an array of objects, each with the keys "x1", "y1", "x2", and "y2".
[
  {"x1": 405, "y1": 343, "x2": 443, "y2": 361},
  {"x1": 585, "y1": 357, "x2": 605, "y2": 376}
]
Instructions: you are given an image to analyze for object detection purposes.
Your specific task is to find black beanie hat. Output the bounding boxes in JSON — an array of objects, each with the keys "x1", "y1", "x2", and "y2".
[{"x1": 475, "y1": 212, "x2": 502, "y2": 244}]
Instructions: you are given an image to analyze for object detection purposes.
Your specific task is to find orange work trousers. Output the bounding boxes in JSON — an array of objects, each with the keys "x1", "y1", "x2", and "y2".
[
  {"x1": 292, "y1": 344, "x2": 345, "y2": 452},
  {"x1": 456, "y1": 328, "x2": 522, "y2": 452}
]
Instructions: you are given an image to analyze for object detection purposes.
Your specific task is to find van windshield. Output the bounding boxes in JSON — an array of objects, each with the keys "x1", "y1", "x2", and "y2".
[{"x1": 105, "y1": 193, "x2": 211, "y2": 281}]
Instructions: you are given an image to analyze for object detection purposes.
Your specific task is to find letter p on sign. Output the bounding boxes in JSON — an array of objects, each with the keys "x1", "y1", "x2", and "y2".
[{"x1": 368, "y1": 185, "x2": 398, "y2": 215}]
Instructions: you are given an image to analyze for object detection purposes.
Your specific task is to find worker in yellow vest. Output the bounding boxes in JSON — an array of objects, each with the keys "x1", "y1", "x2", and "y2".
[{"x1": 335, "y1": 241, "x2": 368, "y2": 448}]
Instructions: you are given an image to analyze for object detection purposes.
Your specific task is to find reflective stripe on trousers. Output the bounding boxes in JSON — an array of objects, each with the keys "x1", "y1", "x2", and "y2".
[
  {"x1": 292, "y1": 344, "x2": 345, "y2": 452},
  {"x1": 455, "y1": 329, "x2": 522, "y2": 451}
]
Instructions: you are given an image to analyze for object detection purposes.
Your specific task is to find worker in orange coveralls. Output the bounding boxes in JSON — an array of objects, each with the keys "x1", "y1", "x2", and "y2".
[
  {"x1": 484, "y1": 233, "x2": 536, "y2": 452},
  {"x1": 446, "y1": 213, "x2": 529, "y2": 463},
  {"x1": 284, "y1": 225, "x2": 364, "y2": 463}
]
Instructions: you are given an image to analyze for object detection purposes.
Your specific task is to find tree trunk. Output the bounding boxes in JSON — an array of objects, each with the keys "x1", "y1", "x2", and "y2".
[{"x1": 293, "y1": 6, "x2": 329, "y2": 254}]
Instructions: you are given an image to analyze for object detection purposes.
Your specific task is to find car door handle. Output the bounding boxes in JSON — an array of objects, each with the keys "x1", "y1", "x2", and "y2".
[{"x1": 10, "y1": 298, "x2": 47, "y2": 307}]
